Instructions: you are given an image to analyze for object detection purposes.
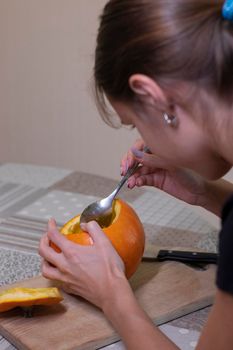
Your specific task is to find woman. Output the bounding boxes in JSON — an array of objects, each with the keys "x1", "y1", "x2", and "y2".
[{"x1": 39, "y1": 0, "x2": 233, "y2": 348}]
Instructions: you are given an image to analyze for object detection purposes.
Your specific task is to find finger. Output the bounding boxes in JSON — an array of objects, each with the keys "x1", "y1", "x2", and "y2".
[
  {"x1": 127, "y1": 168, "x2": 149, "y2": 188},
  {"x1": 127, "y1": 159, "x2": 159, "y2": 187},
  {"x1": 80, "y1": 221, "x2": 111, "y2": 246},
  {"x1": 47, "y1": 218, "x2": 89, "y2": 253},
  {"x1": 127, "y1": 176, "x2": 137, "y2": 189},
  {"x1": 126, "y1": 160, "x2": 153, "y2": 188},
  {"x1": 135, "y1": 174, "x2": 157, "y2": 187},
  {"x1": 136, "y1": 170, "x2": 168, "y2": 189},
  {"x1": 131, "y1": 147, "x2": 147, "y2": 162},
  {"x1": 39, "y1": 232, "x2": 50, "y2": 247},
  {"x1": 39, "y1": 233, "x2": 66, "y2": 267},
  {"x1": 47, "y1": 217, "x2": 57, "y2": 231},
  {"x1": 41, "y1": 259, "x2": 64, "y2": 281},
  {"x1": 61, "y1": 284, "x2": 72, "y2": 294},
  {"x1": 47, "y1": 226, "x2": 73, "y2": 252},
  {"x1": 121, "y1": 152, "x2": 131, "y2": 175},
  {"x1": 131, "y1": 149, "x2": 174, "y2": 171},
  {"x1": 61, "y1": 283, "x2": 76, "y2": 295},
  {"x1": 126, "y1": 139, "x2": 145, "y2": 170},
  {"x1": 121, "y1": 150, "x2": 138, "y2": 176},
  {"x1": 39, "y1": 232, "x2": 51, "y2": 255},
  {"x1": 134, "y1": 138, "x2": 145, "y2": 151},
  {"x1": 120, "y1": 139, "x2": 144, "y2": 175}
]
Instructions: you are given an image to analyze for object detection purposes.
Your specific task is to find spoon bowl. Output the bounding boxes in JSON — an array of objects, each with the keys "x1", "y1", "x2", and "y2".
[
  {"x1": 80, "y1": 147, "x2": 150, "y2": 227},
  {"x1": 80, "y1": 163, "x2": 140, "y2": 227}
]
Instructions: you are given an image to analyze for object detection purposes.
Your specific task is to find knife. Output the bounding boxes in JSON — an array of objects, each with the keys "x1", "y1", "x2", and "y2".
[{"x1": 142, "y1": 249, "x2": 218, "y2": 264}]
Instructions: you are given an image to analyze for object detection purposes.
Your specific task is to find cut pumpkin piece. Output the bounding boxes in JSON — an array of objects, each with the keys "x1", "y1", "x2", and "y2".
[{"x1": 0, "y1": 287, "x2": 63, "y2": 312}]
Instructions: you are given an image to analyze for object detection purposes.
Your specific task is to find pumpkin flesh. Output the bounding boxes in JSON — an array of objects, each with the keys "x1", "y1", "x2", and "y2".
[{"x1": 0, "y1": 287, "x2": 63, "y2": 312}]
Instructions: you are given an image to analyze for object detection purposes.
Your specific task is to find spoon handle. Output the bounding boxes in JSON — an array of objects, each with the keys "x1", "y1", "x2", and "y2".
[
  {"x1": 110, "y1": 146, "x2": 151, "y2": 200},
  {"x1": 109, "y1": 163, "x2": 140, "y2": 200}
]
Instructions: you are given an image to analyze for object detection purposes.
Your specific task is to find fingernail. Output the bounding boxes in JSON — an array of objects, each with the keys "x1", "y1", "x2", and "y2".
[
  {"x1": 131, "y1": 148, "x2": 144, "y2": 159},
  {"x1": 48, "y1": 218, "x2": 53, "y2": 228},
  {"x1": 126, "y1": 159, "x2": 129, "y2": 172},
  {"x1": 48, "y1": 217, "x2": 57, "y2": 228},
  {"x1": 120, "y1": 166, "x2": 123, "y2": 176},
  {"x1": 80, "y1": 223, "x2": 86, "y2": 231}
]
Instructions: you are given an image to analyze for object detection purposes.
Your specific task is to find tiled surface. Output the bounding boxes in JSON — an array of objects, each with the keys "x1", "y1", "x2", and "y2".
[
  {"x1": 0, "y1": 248, "x2": 41, "y2": 287},
  {"x1": 98, "y1": 325, "x2": 200, "y2": 350},
  {"x1": 0, "y1": 181, "x2": 46, "y2": 219},
  {"x1": 0, "y1": 336, "x2": 17, "y2": 350},
  {"x1": 50, "y1": 171, "x2": 144, "y2": 202},
  {"x1": 143, "y1": 223, "x2": 218, "y2": 256},
  {"x1": 17, "y1": 191, "x2": 99, "y2": 225},
  {"x1": 132, "y1": 191, "x2": 218, "y2": 252},
  {"x1": 0, "y1": 189, "x2": 218, "y2": 254},
  {"x1": 0, "y1": 217, "x2": 45, "y2": 252},
  {"x1": 159, "y1": 325, "x2": 200, "y2": 350},
  {"x1": 0, "y1": 163, "x2": 72, "y2": 188},
  {"x1": 0, "y1": 163, "x2": 218, "y2": 350},
  {"x1": 132, "y1": 191, "x2": 216, "y2": 233}
]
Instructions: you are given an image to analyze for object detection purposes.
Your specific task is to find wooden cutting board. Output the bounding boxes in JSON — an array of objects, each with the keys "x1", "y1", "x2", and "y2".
[{"x1": 0, "y1": 261, "x2": 216, "y2": 350}]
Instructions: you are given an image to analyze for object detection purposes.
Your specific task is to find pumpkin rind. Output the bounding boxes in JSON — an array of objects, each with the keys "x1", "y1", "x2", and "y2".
[
  {"x1": 55, "y1": 199, "x2": 145, "y2": 278},
  {"x1": 0, "y1": 287, "x2": 63, "y2": 312}
]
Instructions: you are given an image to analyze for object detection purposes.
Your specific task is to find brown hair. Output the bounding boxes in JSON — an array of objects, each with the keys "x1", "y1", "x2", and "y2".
[{"x1": 94, "y1": 0, "x2": 233, "y2": 122}]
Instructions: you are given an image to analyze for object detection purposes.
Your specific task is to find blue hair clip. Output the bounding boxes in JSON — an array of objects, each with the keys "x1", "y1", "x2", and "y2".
[{"x1": 222, "y1": 0, "x2": 233, "y2": 21}]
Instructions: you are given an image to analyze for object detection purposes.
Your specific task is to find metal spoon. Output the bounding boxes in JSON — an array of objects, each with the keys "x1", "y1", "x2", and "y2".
[{"x1": 80, "y1": 147, "x2": 150, "y2": 228}]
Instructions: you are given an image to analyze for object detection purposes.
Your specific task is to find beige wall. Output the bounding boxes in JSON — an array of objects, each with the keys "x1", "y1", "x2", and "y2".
[
  {"x1": 0, "y1": 0, "x2": 232, "y2": 194},
  {"x1": 0, "y1": 0, "x2": 138, "y2": 180}
]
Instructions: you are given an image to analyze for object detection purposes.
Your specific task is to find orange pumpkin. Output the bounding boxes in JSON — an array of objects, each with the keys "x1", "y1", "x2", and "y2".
[
  {"x1": 0, "y1": 287, "x2": 63, "y2": 312},
  {"x1": 52, "y1": 199, "x2": 145, "y2": 278}
]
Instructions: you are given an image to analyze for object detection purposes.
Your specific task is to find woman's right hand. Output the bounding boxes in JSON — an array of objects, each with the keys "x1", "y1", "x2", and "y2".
[{"x1": 121, "y1": 139, "x2": 209, "y2": 208}]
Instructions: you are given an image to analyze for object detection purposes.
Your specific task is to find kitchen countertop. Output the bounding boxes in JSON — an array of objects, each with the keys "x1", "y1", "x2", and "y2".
[{"x1": 0, "y1": 163, "x2": 218, "y2": 350}]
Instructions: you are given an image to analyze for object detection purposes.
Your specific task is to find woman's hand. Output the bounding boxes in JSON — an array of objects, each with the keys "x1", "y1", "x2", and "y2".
[
  {"x1": 39, "y1": 218, "x2": 126, "y2": 310},
  {"x1": 121, "y1": 138, "x2": 208, "y2": 207}
]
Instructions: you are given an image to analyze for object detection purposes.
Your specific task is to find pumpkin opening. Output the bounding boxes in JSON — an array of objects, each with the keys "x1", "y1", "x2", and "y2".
[{"x1": 63, "y1": 199, "x2": 120, "y2": 235}]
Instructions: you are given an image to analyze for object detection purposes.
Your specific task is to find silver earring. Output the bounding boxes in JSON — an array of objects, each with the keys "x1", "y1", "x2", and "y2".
[{"x1": 163, "y1": 113, "x2": 178, "y2": 127}]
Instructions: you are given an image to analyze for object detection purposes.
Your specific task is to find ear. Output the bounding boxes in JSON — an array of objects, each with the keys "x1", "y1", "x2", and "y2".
[{"x1": 129, "y1": 74, "x2": 167, "y2": 107}]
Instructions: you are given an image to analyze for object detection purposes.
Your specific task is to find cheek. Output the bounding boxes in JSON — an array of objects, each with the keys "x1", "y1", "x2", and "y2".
[
  {"x1": 135, "y1": 121, "x2": 231, "y2": 180},
  {"x1": 134, "y1": 119, "x2": 193, "y2": 164}
]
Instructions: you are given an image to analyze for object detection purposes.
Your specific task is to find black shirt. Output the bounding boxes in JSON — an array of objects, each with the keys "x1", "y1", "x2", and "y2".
[{"x1": 217, "y1": 194, "x2": 233, "y2": 294}]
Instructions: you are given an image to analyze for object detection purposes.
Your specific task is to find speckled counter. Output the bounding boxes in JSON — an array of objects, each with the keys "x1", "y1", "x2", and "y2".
[{"x1": 0, "y1": 163, "x2": 218, "y2": 350}]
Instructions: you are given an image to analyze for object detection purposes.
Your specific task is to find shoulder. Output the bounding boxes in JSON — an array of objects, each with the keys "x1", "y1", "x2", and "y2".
[
  {"x1": 197, "y1": 290, "x2": 233, "y2": 349},
  {"x1": 216, "y1": 194, "x2": 233, "y2": 294},
  {"x1": 221, "y1": 194, "x2": 233, "y2": 225}
]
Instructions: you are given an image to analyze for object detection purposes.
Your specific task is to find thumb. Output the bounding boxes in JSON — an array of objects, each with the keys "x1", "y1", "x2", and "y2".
[
  {"x1": 131, "y1": 147, "x2": 174, "y2": 171},
  {"x1": 131, "y1": 147, "x2": 153, "y2": 166},
  {"x1": 80, "y1": 221, "x2": 110, "y2": 246},
  {"x1": 48, "y1": 217, "x2": 58, "y2": 232}
]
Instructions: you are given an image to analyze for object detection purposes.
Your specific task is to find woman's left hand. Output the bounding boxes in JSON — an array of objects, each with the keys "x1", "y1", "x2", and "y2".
[{"x1": 39, "y1": 218, "x2": 126, "y2": 310}]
